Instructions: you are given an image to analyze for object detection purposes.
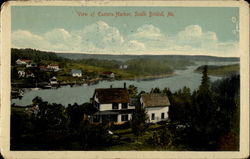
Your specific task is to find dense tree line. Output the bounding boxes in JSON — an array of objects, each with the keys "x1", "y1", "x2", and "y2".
[
  {"x1": 166, "y1": 66, "x2": 240, "y2": 150},
  {"x1": 126, "y1": 58, "x2": 173, "y2": 76},
  {"x1": 11, "y1": 97, "x2": 113, "y2": 150},
  {"x1": 11, "y1": 48, "x2": 67, "y2": 65},
  {"x1": 77, "y1": 58, "x2": 120, "y2": 69},
  {"x1": 126, "y1": 57, "x2": 193, "y2": 77}
]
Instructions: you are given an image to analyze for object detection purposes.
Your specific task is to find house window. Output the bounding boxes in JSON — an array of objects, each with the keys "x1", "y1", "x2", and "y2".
[
  {"x1": 121, "y1": 114, "x2": 129, "y2": 121},
  {"x1": 151, "y1": 113, "x2": 155, "y2": 120},
  {"x1": 112, "y1": 103, "x2": 118, "y2": 110},
  {"x1": 161, "y1": 113, "x2": 165, "y2": 119},
  {"x1": 122, "y1": 103, "x2": 128, "y2": 109}
]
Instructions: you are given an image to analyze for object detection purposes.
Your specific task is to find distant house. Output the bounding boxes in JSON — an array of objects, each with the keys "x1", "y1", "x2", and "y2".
[
  {"x1": 47, "y1": 64, "x2": 60, "y2": 72},
  {"x1": 16, "y1": 59, "x2": 32, "y2": 65},
  {"x1": 91, "y1": 85, "x2": 135, "y2": 124},
  {"x1": 26, "y1": 63, "x2": 37, "y2": 68},
  {"x1": 39, "y1": 65, "x2": 48, "y2": 71},
  {"x1": 25, "y1": 72, "x2": 35, "y2": 78},
  {"x1": 119, "y1": 64, "x2": 128, "y2": 69},
  {"x1": 50, "y1": 76, "x2": 58, "y2": 85},
  {"x1": 18, "y1": 70, "x2": 25, "y2": 78},
  {"x1": 71, "y1": 69, "x2": 82, "y2": 77},
  {"x1": 101, "y1": 71, "x2": 115, "y2": 78},
  {"x1": 140, "y1": 93, "x2": 170, "y2": 123}
]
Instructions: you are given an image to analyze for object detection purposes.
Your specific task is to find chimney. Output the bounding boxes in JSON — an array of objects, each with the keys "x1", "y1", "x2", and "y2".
[{"x1": 124, "y1": 82, "x2": 126, "y2": 89}]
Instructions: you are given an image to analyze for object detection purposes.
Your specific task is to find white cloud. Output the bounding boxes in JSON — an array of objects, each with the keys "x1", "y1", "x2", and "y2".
[
  {"x1": 44, "y1": 28, "x2": 72, "y2": 44},
  {"x1": 12, "y1": 30, "x2": 46, "y2": 48},
  {"x1": 78, "y1": 21, "x2": 124, "y2": 49},
  {"x1": 126, "y1": 40, "x2": 145, "y2": 50},
  {"x1": 12, "y1": 22, "x2": 239, "y2": 56},
  {"x1": 175, "y1": 25, "x2": 218, "y2": 48},
  {"x1": 128, "y1": 24, "x2": 166, "y2": 41},
  {"x1": 127, "y1": 24, "x2": 169, "y2": 50}
]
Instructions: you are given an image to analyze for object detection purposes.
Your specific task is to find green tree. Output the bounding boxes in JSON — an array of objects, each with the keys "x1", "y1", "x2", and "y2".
[
  {"x1": 34, "y1": 98, "x2": 67, "y2": 131},
  {"x1": 127, "y1": 85, "x2": 138, "y2": 98},
  {"x1": 168, "y1": 86, "x2": 192, "y2": 124},
  {"x1": 66, "y1": 102, "x2": 97, "y2": 128},
  {"x1": 212, "y1": 74, "x2": 240, "y2": 150},
  {"x1": 78, "y1": 120, "x2": 112, "y2": 150},
  {"x1": 11, "y1": 67, "x2": 19, "y2": 80},
  {"x1": 191, "y1": 65, "x2": 218, "y2": 146},
  {"x1": 131, "y1": 100, "x2": 149, "y2": 137},
  {"x1": 150, "y1": 87, "x2": 161, "y2": 93},
  {"x1": 199, "y1": 65, "x2": 210, "y2": 91}
]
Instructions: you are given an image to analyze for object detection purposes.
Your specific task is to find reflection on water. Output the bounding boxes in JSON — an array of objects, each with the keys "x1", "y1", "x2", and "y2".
[{"x1": 12, "y1": 61, "x2": 239, "y2": 106}]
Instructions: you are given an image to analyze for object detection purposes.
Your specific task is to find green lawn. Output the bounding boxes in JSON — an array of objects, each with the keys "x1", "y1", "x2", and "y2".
[{"x1": 104, "y1": 124, "x2": 185, "y2": 151}]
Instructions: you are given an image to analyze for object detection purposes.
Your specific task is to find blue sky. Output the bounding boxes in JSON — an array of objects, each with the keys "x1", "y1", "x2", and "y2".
[{"x1": 11, "y1": 6, "x2": 239, "y2": 56}]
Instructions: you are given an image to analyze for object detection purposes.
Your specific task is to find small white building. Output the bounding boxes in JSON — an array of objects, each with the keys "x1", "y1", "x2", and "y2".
[
  {"x1": 71, "y1": 69, "x2": 82, "y2": 77},
  {"x1": 91, "y1": 87, "x2": 135, "y2": 124},
  {"x1": 119, "y1": 64, "x2": 128, "y2": 69},
  {"x1": 18, "y1": 70, "x2": 25, "y2": 78},
  {"x1": 47, "y1": 64, "x2": 60, "y2": 72},
  {"x1": 140, "y1": 93, "x2": 170, "y2": 123},
  {"x1": 26, "y1": 63, "x2": 37, "y2": 68},
  {"x1": 39, "y1": 65, "x2": 48, "y2": 71},
  {"x1": 25, "y1": 72, "x2": 35, "y2": 78},
  {"x1": 16, "y1": 59, "x2": 32, "y2": 65},
  {"x1": 50, "y1": 76, "x2": 58, "y2": 85}
]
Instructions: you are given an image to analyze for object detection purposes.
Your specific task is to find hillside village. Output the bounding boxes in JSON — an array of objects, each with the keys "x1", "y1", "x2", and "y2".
[{"x1": 11, "y1": 57, "x2": 118, "y2": 97}]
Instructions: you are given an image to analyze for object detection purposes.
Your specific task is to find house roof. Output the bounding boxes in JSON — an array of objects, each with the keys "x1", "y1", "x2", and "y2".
[
  {"x1": 141, "y1": 93, "x2": 170, "y2": 107},
  {"x1": 17, "y1": 59, "x2": 32, "y2": 63},
  {"x1": 94, "y1": 88, "x2": 129, "y2": 104},
  {"x1": 102, "y1": 71, "x2": 114, "y2": 75},
  {"x1": 39, "y1": 65, "x2": 47, "y2": 68},
  {"x1": 48, "y1": 64, "x2": 59, "y2": 66},
  {"x1": 71, "y1": 69, "x2": 82, "y2": 74}
]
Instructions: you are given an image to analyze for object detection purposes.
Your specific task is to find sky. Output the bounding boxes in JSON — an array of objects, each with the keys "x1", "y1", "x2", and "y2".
[{"x1": 11, "y1": 6, "x2": 239, "y2": 57}]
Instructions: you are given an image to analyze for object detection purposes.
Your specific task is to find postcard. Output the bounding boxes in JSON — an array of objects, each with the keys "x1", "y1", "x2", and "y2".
[{"x1": 0, "y1": 0, "x2": 249, "y2": 159}]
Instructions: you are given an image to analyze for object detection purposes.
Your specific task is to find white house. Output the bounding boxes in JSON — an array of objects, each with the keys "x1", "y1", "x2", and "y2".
[
  {"x1": 25, "y1": 71, "x2": 35, "y2": 78},
  {"x1": 26, "y1": 63, "x2": 37, "y2": 68},
  {"x1": 49, "y1": 76, "x2": 58, "y2": 85},
  {"x1": 47, "y1": 64, "x2": 60, "y2": 72},
  {"x1": 16, "y1": 59, "x2": 32, "y2": 65},
  {"x1": 91, "y1": 86, "x2": 135, "y2": 124},
  {"x1": 71, "y1": 69, "x2": 82, "y2": 77},
  {"x1": 39, "y1": 65, "x2": 49, "y2": 71},
  {"x1": 18, "y1": 70, "x2": 25, "y2": 78},
  {"x1": 119, "y1": 64, "x2": 128, "y2": 69},
  {"x1": 140, "y1": 93, "x2": 170, "y2": 123},
  {"x1": 101, "y1": 71, "x2": 115, "y2": 79}
]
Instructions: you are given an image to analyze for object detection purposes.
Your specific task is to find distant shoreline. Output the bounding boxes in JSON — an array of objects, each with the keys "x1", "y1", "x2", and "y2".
[
  {"x1": 123, "y1": 72, "x2": 176, "y2": 81},
  {"x1": 11, "y1": 73, "x2": 176, "y2": 90}
]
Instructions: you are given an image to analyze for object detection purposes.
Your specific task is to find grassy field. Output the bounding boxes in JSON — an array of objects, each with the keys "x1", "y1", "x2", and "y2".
[
  {"x1": 195, "y1": 64, "x2": 239, "y2": 77},
  {"x1": 103, "y1": 124, "x2": 187, "y2": 151}
]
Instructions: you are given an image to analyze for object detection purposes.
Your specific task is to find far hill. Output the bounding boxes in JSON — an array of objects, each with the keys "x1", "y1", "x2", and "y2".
[
  {"x1": 195, "y1": 64, "x2": 239, "y2": 77},
  {"x1": 56, "y1": 52, "x2": 239, "y2": 62},
  {"x1": 11, "y1": 48, "x2": 240, "y2": 81}
]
